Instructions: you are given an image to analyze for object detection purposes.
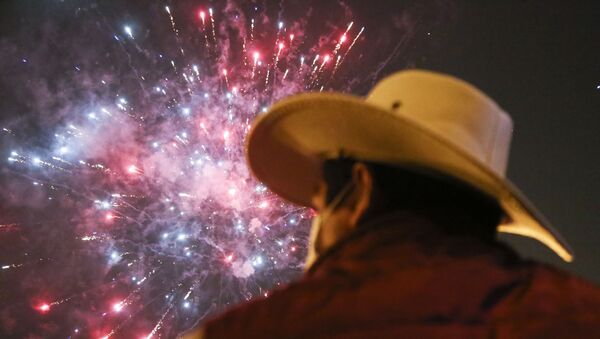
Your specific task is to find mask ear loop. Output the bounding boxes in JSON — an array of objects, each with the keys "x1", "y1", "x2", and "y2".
[
  {"x1": 305, "y1": 180, "x2": 355, "y2": 270},
  {"x1": 320, "y1": 181, "x2": 355, "y2": 221}
]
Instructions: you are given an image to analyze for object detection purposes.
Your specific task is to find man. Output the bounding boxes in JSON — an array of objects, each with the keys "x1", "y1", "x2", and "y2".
[{"x1": 182, "y1": 70, "x2": 600, "y2": 338}]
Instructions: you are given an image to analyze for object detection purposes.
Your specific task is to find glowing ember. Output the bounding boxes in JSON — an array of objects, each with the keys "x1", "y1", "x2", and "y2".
[{"x1": 38, "y1": 304, "x2": 51, "y2": 313}]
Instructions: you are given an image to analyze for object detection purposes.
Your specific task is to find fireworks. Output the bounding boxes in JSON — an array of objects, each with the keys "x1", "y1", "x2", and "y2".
[{"x1": 1, "y1": 2, "x2": 366, "y2": 338}]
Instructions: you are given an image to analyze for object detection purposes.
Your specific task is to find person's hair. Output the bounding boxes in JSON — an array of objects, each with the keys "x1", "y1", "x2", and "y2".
[{"x1": 322, "y1": 157, "x2": 504, "y2": 241}]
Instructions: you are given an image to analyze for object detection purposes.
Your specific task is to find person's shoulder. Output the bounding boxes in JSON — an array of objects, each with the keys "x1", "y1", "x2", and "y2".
[
  {"x1": 202, "y1": 276, "x2": 335, "y2": 338},
  {"x1": 494, "y1": 262, "x2": 600, "y2": 337},
  {"x1": 531, "y1": 263, "x2": 600, "y2": 296},
  {"x1": 520, "y1": 262, "x2": 600, "y2": 313}
]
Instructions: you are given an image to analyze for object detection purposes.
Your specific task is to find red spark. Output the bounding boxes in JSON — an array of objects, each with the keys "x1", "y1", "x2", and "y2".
[
  {"x1": 127, "y1": 164, "x2": 141, "y2": 174},
  {"x1": 113, "y1": 302, "x2": 124, "y2": 312},
  {"x1": 36, "y1": 303, "x2": 51, "y2": 313}
]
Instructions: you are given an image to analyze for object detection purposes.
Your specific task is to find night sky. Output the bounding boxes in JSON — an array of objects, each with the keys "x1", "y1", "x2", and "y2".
[
  {"x1": 417, "y1": 2, "x2": 600, "y2": 282},
  {"x1": 0, "y1": 1, "x2": 599, "y2": 338}
]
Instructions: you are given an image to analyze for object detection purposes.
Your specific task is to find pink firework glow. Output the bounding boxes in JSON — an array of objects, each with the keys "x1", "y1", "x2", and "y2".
[{"x1": 0, "y1": 1, "x2": 370, "y2": 337}]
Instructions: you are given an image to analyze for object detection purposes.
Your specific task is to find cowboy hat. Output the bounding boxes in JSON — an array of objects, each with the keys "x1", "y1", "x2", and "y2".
[{"x1": 246, "y1": 69, "x2": 573, "y2": 262}]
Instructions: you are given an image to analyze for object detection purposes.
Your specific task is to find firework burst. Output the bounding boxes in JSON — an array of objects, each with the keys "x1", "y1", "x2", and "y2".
[{"x1": 0, "y1": 1, "x2": 367, "y2": 338}]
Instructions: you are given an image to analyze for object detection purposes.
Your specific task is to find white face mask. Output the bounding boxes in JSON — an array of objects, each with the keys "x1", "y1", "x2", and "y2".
[{"x1": 305, "y1": 181, "x2": 355, "y2": 270}]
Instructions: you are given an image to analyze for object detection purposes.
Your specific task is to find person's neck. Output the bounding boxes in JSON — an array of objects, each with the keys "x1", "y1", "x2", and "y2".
[{"x1": 360, "y1": 205, "x2": 497, "y2": 242}]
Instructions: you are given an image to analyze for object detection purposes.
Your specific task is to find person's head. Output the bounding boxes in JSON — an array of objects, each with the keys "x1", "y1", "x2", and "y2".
[
  {"x1": 249, "y1": 70, "x2": 573, "y2": 264},
  {"x1": 309, "y1": 156, "x2": 505, "y2": 257}
]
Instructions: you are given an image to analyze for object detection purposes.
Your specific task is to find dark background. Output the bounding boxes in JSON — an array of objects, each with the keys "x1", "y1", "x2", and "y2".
[
  {"x1": 415, "y1": 1, "x2": 600, "y2": 282},
  {"x1": 0, "y1": 0, "x2": 598, "y2": 307}
]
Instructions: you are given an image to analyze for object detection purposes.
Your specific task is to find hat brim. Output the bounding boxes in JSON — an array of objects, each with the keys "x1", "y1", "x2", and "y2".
[{"x1": 246, "y1": 92, "x2": 574, "y2": 262}]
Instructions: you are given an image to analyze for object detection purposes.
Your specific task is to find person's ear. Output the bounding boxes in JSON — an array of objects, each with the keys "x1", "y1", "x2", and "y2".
[{"x1": 348, "y1": 162, "x2": 373, "y2": 226}]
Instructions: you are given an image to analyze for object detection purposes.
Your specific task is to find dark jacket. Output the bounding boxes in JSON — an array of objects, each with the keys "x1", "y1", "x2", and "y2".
[{"x1": 202, "y1": 212, "x2": 600, "y2": 338}]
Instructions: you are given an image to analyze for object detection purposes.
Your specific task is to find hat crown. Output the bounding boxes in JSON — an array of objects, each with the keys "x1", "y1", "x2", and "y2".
[{"x1": 367, "y1": 70, "x2": 513, "y2": 177}]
